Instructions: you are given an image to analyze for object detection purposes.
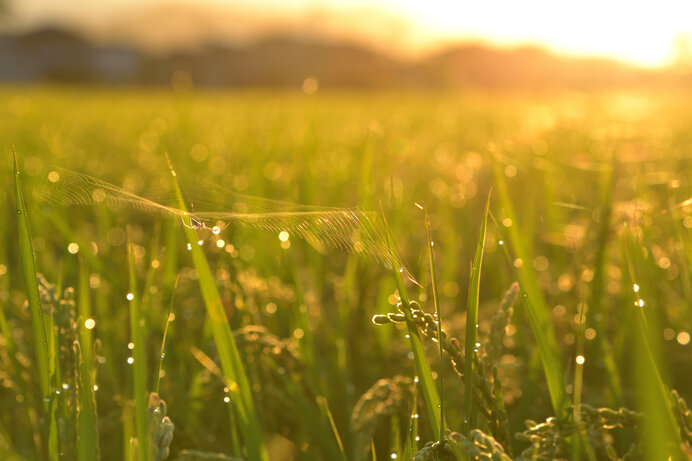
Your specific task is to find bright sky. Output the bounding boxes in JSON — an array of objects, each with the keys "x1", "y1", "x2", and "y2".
[{"x1": 8, "y1": 0, "x2": 692, "y2": 67}]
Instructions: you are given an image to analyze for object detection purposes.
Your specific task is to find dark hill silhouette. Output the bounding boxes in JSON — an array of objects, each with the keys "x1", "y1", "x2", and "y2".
[{"x1": 0, "y1": 25, "x2": 681, "y2": 89}]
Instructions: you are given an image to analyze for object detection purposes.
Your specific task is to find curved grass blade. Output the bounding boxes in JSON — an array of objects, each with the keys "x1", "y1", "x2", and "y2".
[
  {"x1": 166, "y1": 154, "x2": 269, "y2": 461},
  {"x1": 13, "y1": 148, "x2": 58, "y2": 461},
  {"x1": 464, "y1": 192, "x2": 491, "y2": 435}
]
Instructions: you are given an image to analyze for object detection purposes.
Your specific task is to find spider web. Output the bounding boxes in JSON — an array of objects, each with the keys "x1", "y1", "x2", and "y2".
[{"x1": 35, "y1": 167, "x2": 417, "y2": 284}]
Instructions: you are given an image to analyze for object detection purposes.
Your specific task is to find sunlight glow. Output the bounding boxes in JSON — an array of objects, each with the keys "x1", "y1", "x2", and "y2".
[{"x1": 10, "y1": 0, "x2": 692, "y2": 67}]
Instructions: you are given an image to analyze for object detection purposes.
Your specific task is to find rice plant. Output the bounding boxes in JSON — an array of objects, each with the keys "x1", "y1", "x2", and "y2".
[{"x1": 2, "y1": 87, "x2": 692, "y2": 461}]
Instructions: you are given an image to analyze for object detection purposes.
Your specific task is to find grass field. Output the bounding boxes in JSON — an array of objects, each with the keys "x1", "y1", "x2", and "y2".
[{"x1": 1, "y1": 86, "x2": 692, "y2": 460}]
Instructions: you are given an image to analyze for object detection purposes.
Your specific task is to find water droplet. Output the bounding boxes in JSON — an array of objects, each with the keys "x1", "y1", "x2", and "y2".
[
  {"x1": 633, "y1": 283, "x2": 640, "y2": 293},
  {"x1": 186, "y1": 243, "x2": 192, "y2": 251},
  {"x1": 16, "y1": 209, "x2": 21, "y2": 215},
  {"x1": 405, "y1": 334, "x2": 410, "y2": 338},
  {"x1": 498, "y1": 240, "x2": 503, "y2": 245},
  {"x1": 61, "y1": 383, "x2": 70, "y2": 390},
  {"x1": 413, "y1": 376, "x2": 419, "y2": 383},
  {"x1": 160, "y1": 354, "x2": 165, "y2": 359},
  {"x1": 522, "y1": 292, "x2": 528, "y2": 299},
  {"x1": 223, "y1": 396, "x2": 231, "y2": 403},
  {"x1": 212, "y1": 226, "x2": 221, "y2": 235}
]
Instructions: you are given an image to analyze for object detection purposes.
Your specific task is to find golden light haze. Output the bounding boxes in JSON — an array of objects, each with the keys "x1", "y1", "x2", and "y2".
[{"x1": 8, "y1": 0, "x2": 692, "y2": 67}]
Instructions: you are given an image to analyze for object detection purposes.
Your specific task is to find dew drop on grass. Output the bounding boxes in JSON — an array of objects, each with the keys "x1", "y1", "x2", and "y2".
[
  {"x1": 186, "y1": 243, "x2": 192, "y2": 251},
  {"x1": 16, "y1": 209, "x2": 21, "y2": 215},
  {"x1": 127, "y1": 357, "x2": 134, "y2": 364},
  {"x1": 223, "y1": 396, "x2": 231, "y2": 403},
  {"x1": 61, "y1": 383, "x2": 69, "y2": 390}
]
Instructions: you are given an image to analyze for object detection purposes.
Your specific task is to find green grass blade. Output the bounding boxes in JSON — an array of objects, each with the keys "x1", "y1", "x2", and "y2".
[
  {"x1": 622, "y1": 231, "x2": 682, "y2": 459},
  {"x1": 492, "y1": 156, "x2": 567, "y2": 417},
  {"x1": 13, "y1": 149, "x2": 58, "y2": 460},
  {"x1": 570, "y1": 290, "x2": 596, "y2": 461},
  {"x1": 587, "y1": 162, "x2": 622, "y2": 406},
  {"x1": 128, "y1": 239, "x2": 149, "y2": 461},
  {"x1": 317, "y1": 396, "x2": 347, "y2": 460},
  {"x1": 464, "y1": 192, "x2": 491, "y2": 434},
  {"x1": 382, "y1": 213, "x2": 441, "y2": 441},
  {"x1": 74, "y1": 339, "x2": 100, "y2": 461},
  {"x1": 153, "y1": 276, "x2": 177, "y2": 394},
  {"x1": 419, "y1": 202, "x2": 445, "y2": 447},
  {"x1": 165, "y1": 154, "x2": 268, "y2": 461},
  {"x1": 77, "y1": 257, "x2": 94, "y2": 375}
]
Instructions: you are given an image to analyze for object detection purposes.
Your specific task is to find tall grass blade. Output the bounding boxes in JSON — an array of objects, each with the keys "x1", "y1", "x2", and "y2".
[
  {"x1": 128, "y1": 238, "x2": 149, "y2": 461},
  {"x1": 12, "y1": 148, "x2": 58, "y2": 461},
  {"x1": 622, "y1": 231, "x2": 682, "y2": 459},
  {"x1": 154, "y1": 276, "x2": 177, "y2": 394},
  {"x1": 587, "y1": 164, "x2": 623, "y2": 407},
  {"x1": 381, "y1": 213, "x2": 441, "y2": 440},
  {"x1": 165, "y1": 153, "x2": 268, "y2": 461},
  {"x1": 74, "y1": 340, "x2": 100, "y2": 461},
  {"x1": 491, "y1": 156, "x2": 567, "y2": 416},
  {"x1": 77, "y1": 257, "x2": 94, "y2": 374},
  {"x1": 464, "y1": 192, "x2": 491, "y2": 434},
  {"x1": 418, "y1": 202, "x2": 445, "y2": 448}
]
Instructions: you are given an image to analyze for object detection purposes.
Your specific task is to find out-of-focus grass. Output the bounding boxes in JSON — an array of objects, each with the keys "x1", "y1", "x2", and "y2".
[{"x1": 2, "y1": 86, "x2": 692, "y2": 459}]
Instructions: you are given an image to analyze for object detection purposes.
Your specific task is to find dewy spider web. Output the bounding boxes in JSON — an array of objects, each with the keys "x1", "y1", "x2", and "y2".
[{"x1": 35, "y1": 168, "x2": 418, "y2": 284}]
